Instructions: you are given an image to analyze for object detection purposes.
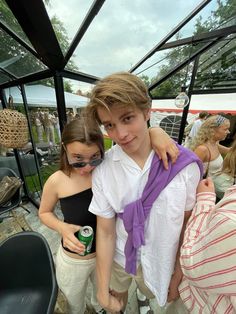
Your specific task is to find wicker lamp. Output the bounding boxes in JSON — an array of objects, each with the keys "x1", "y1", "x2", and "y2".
[{"x1": 0, "y1": 96, "x2": 28, "y2": 149}]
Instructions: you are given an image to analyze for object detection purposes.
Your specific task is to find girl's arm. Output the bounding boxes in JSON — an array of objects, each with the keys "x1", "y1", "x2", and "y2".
[
  {"x1": 38, "y1": 174, "x2": 84, "y2": 254},
  {"x1": 218, "y1": 143, "x2": 231, "y2": 156},
  {"x1": 149, "y1": 127, "x2": 179, "y2": 169}
]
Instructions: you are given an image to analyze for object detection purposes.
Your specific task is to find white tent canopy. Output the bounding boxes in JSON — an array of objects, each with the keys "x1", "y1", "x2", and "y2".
[
  {"x1": 152, "y1": 93, "x2": 236, "y2": 114},
  {"x1": 3, "y1": 84, "x2": 88, "y2": 109}
]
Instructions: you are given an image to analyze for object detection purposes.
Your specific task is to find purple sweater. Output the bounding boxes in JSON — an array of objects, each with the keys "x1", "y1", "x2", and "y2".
[{"x1": 118, "y1": 144, "x2": 203, "y2": 275}]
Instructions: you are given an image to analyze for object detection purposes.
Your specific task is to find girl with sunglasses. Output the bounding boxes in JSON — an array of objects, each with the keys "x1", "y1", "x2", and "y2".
[{"x1": 38, "y1": 116, "x2": 178, "y2": 314}]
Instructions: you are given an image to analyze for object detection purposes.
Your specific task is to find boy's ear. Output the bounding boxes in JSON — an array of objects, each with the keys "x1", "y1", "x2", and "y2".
[{"x1": 144, "y1": 109, "x2": 151, "y2": 121}]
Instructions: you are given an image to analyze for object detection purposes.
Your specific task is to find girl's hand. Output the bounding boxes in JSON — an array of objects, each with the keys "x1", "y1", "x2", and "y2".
[
  {"x1": 197, "y1": 177, "x2": 215, "y2": 194},
  {"x1": 149, "y1": 127, "x2": 179, "y2": 169},
  {"x1": 60, "y1": 222, "x2": 85, "y2": 254}
]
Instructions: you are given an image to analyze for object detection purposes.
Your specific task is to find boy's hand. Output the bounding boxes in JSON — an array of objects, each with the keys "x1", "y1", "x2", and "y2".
[
  {"x1": 167, "y1": 272, "x2": 181, "y2": 302},
  {"x1": 197, "y1": 178, "x2": 215, "y2": 194},
  {"x1": 97, "y1": 291, "x2": 123, "y2": 313}
]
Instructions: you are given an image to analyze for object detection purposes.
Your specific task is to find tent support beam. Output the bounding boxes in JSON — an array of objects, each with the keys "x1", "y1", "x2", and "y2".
[
  {"x1": 64, "y1": 0, "x2": 106, "y2": 67},
  {"x1": 61, "y1": 69, "x2": 99, "y2": 85},
  {"x1": 54, "y1": 72, "x2": 67, "y2": 134}
]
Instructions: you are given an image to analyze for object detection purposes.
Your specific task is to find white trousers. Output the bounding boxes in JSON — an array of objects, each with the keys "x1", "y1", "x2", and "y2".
[{"x1": 56, "y1": 244, "x2": 102, "y2": 314}]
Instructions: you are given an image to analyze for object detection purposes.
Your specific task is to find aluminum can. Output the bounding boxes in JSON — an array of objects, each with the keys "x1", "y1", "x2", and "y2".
[{"x1": 77, "y1": 226, "x2": 94, "y2": 256}]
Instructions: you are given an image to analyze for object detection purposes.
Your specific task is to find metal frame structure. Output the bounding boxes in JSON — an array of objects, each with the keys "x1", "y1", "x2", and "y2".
[{"x1": 0, "y1": 0, "x2": 235, "y2": 204}]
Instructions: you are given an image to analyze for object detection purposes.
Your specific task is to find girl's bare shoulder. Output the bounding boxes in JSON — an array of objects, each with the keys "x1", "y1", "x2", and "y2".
[
  {"x1": 45, "y1": 170, "x2": 68, "y2": 186},
  {"x1": 194, "y1": 145, "x2": 209, "y2": 162}
]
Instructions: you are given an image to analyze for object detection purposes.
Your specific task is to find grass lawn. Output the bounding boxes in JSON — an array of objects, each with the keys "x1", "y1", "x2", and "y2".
[
  {"x1": 25, "y1": 163, "x2": 59, "y2": 195},
  {"x1": 104, "y1": 136, "x2": 113, "y2": 150}
]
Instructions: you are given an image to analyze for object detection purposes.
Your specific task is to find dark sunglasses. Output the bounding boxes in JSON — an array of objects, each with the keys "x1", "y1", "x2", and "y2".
[{"x1": 70, "y1": 158, "x2": 103, "y2": 168}]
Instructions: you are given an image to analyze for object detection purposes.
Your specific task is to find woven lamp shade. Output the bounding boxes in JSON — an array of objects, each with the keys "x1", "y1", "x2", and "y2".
[{"x1": 0, "y1": 109, "x2": 28, "y2": 148}]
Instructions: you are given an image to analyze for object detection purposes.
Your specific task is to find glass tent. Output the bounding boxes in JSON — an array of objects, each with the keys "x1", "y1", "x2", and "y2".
[{"x1": 0, "y1": 0, "x2": 235, "y2": 206}]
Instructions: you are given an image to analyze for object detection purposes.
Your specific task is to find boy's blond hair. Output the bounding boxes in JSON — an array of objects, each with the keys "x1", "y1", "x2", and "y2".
[{"x1": 86, "y1": 72, "x2": 151, "y2": 125}]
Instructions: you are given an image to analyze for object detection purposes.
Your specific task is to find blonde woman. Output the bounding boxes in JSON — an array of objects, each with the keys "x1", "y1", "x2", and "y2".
[
  {"x1": 214, "y1": 139, "x2": 236, "y2": 199},
  {"x1": 190, "y1": 115, "x2": 231, "y2": 178}
]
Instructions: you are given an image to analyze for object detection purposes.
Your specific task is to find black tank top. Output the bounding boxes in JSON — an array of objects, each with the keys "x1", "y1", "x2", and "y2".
[{"x1": 59, "y1": 188, "x2": 96, "y2": 254}]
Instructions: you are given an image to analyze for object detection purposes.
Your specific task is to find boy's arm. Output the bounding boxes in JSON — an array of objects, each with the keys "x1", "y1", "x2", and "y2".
[
  {"x1": 168, "y1": 163, "x2": 201, "y2": 301},
  {"x1": 96, "y1": 215, "x2": 123, "y2": 312},
  {"x1": 167, "y1": 210, "x2": 191, "y2": 302},
  {"x1": 149, "y1": 127, "x2": 179, "y2": 169}
]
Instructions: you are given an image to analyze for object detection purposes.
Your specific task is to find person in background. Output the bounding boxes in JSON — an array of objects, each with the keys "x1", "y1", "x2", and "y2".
[
  {"x1": 214, "y1": 138, "x2": 236, "y2": 200},
  {"x1": 179, "y1": 177, "x2": 236, "y2": 313},
  {"x1": 185, "y1": 111, "x2": 208, "y2": 148},
  {"x1": 86, "y1": 72, "x2": 203, "y2": 313},
  {"x1": 189, "y1": 111, "x2": 209, "y2": 140},
  {"x1": 52, "y1": 111, "x2": 61, "y2": 142},
  {"x1": 190, "y1": 115, "x2": 231, "y2": 179},
  {"x1": 38, "y1": 116, "x2": 179, "y2": 314},
  {"x1": 43, "y1": 110, "x2": 56, "y2": 146},
  {"x1": 34, "y1": 110, "x2": 44, "y2": 143},
  {"x1": 66, "y1": 110, "x2": 75, "y2": 124}
]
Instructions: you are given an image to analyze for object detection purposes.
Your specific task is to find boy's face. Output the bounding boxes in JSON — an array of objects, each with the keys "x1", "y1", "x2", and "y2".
[{"x1": 97, "y1": 104, "x2": 151, "y2": 157}]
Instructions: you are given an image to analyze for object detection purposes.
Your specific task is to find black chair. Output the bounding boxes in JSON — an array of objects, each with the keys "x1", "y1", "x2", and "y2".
[
  {"x1": 0, "y1": 167, "x2": 30, "y2": 218},
  {"x1": 0, "y1": 231, "x2": 58, "y2": 314}
]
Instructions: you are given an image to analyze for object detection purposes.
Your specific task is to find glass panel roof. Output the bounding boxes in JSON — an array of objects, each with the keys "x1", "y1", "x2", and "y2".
[
  {"x1": 0, "y1": 0, "x2": 34, "y2": 48},
  {"x1": 0, "y1": 0, "x2": 235, "y2": 94},
  {"x1": 0, "y1": 69, "x2": 13, "y2": 84},
  {"x1": 0, "y1": 28, "x2": 47, "y2": 78},
  {"x1": 45, "y1": 0, "x2": 94, "y2": 55},
  {"x1": 64, "y1": 78, "x2": 93, "y2": 95},
  {"x1": 149, "y1": 64, "x2": 192, "y2": 98},
  {"x1": 134, "y1": 44, "x2": 197, "y2": 81},
  {"x1": 66, "y1": 0, "x2": 201, "y2": 77},
  {"x1": 194, "y1": 34, "x2": 236, "y2": 90},
  {"x1": 167, "y1": 0, "x2": 236, "y2": 42}
]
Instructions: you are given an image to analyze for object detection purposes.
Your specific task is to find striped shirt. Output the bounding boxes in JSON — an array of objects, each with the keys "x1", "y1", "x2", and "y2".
[{"x1": 179, "y1": 185, "x2": 236, "y2": 314}]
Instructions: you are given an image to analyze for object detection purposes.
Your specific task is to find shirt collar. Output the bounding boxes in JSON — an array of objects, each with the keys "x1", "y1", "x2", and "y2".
[{"x1": 112, "y1": 144, "x2": 154, "y2": 173}]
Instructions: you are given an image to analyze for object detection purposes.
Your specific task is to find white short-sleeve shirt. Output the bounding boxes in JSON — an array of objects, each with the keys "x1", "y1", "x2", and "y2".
[{"x1": 89, "y1": 145, "x2": 200, "y2": 306}]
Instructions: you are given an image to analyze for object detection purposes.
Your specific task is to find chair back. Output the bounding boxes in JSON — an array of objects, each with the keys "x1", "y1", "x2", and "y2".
[
  {"x1": 0, "y1": 167, "x2": 21, "y2": 216},
  {"x1": 0, "y1": 231, "x2": 58, "y2": 314}
]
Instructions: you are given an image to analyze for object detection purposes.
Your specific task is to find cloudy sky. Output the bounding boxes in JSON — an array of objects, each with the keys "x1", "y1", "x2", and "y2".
[{"x1": 46, "y1": 0, "x2": 215, "y2": 92}]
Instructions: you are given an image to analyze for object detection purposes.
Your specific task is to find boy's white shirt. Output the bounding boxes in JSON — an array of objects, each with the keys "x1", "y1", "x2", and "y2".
[{"x1": 89, "y1": 145, "x2": 200, "y2": 306}]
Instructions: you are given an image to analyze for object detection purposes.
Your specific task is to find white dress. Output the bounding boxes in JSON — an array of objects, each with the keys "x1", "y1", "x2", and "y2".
[
  {"x1": 203, "y1": 154, "x2": 223, "y2": 178},
  {"x1": 214, "y1": 173, "x2": 235, "y2": 199}
]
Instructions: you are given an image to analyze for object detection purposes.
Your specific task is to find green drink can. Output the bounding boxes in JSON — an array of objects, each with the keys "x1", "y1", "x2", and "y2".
[{"x1": 77, "y1": 226, "x2": 94, "y2": 256}]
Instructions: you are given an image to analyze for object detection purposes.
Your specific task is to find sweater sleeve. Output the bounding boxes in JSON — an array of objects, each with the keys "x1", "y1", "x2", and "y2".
[{"x1": 180, "y1": 192, "x2": 236, "y2": 294}]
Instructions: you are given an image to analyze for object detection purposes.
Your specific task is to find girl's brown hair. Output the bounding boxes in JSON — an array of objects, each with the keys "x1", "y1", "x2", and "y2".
[
  {"x1": 59, "y1": 115, "x2": 104, "y2": 175},
  {"x1": 221, "y1": 139, "x2": 236, "y2": 178}
]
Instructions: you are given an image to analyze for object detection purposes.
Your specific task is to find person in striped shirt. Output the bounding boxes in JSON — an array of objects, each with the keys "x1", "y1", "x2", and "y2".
[{"x1": 179, "y1": 178, "x2": 236, "y2": 313}]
